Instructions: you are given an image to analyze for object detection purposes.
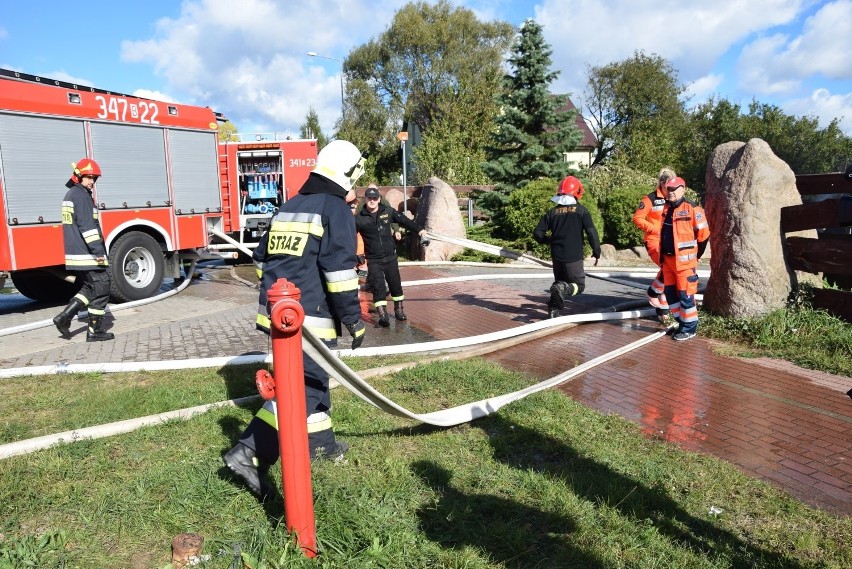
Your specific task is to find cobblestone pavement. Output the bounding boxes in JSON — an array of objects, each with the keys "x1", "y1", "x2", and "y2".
[
  {"x1": 0, "y1": 267, "x2": 267, "y2": 367},
  {"x1": 1, "y1": 262, "x2": 850, "y2": 515}
]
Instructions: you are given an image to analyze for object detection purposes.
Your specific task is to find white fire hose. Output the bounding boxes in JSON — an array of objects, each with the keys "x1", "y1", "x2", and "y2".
[
  {"x1": 0, "y1": 260, "x2": 197, "y2": 337},
  {"x1": 0, "y1": 232, "x2": 704, "y2": 458},
  {"x1": 0, "y1": 321, "x2": 670, "y2": 459}
]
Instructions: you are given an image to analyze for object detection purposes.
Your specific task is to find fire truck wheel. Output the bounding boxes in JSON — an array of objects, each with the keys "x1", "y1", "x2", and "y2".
[
  {"x1": 10, "y1": 269, "x2": 83, "y2": 303},
  {"x1": 108, "y1": 232, "x2": 165, "y2": 302}
]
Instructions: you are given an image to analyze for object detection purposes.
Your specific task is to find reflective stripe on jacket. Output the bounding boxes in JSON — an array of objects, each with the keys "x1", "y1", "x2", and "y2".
[
  {"x1": 657, "y1": 200, "x2": 710, "y2": 270},
  {"x1": 253, "y1": 174, "x2": 361, "y2": 338},
  {"x1": 62, "y1": 183, "x2": 107, "y2": 271}
]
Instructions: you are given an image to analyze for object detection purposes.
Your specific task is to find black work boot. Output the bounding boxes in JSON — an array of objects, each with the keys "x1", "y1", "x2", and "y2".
[
  {"x1": 547, "y1": 282, "x2": 567, "y2": 318},
  {"x1": 548, "y1": 304, "x2": 560, "y2": 319},
  {"x1": 312, "y1": 440, "x2": 349, "y2": 463},
  {"x1": 393, "y1": 301, "x2": 407, "y2": 321},
  {"x1": 376, "y1": 305, "x2": 390, "y2": 327},
  {"x1": 549, "y1": 282, "x2": 567, "y2": 311},
  {"x1": 53, "y1": 297, "x2": 85, "y2": 339},
  {"x1": 86, "y1": 315, "x2": 115, "y2": 342},
  {"x1": 309, "y1": 428, "x2": 350, "y2": 463},
  {"x1": 223, "y1": 443, "x2": 274, "y2": 499}
]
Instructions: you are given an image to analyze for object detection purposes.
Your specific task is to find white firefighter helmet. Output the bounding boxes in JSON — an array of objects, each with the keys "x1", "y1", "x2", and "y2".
[{"x1": 313, "y1": 140, "x2": 366, "y2": 191}]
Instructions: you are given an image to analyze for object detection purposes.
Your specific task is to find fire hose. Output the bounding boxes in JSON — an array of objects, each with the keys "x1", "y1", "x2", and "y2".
[
  {"x1": 0, "y1": 260, "x2": 197, "y2": 338},
  {"x1": 0, "y1": 320, "x2": 670, "y2": 459},
  {"x1": 0, "y1": 232, "x2": 706, "y2": 457}
]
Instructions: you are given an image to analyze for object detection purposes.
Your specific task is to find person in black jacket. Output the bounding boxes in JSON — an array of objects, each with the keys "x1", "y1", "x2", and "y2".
[
  {"x1": 52, "y1": 158, "x2": 114, "y2": 342},
  {"x1": 223, "y1": 140, "x2": 368, "y2": 499},
  {"x1": 533, "y1": 176, "x2": 601, "y2": 319},
  {"x1": 354, "y1": 185, "x2": 428, "y2": 326}
]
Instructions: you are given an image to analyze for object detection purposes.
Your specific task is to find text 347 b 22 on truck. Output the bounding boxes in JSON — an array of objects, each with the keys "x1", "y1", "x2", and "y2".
[{"x1": 0, "y1": 68, "x2": 316, "y2": 302}]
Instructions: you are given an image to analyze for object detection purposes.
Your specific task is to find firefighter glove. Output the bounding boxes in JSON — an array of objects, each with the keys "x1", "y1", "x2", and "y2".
[{"x1": 345, "y1": 320, "x2": 366, "y2": 349}]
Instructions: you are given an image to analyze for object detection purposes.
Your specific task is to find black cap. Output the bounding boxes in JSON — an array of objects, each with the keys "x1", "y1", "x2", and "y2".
[{"x1": 365, "y1": 187, "x2": 381, "y2": 199}]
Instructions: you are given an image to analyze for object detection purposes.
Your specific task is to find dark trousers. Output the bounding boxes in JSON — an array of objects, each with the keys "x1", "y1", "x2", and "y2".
[
  {"x1": 238, "y1": 350, "x2": 333, "y2": 464},
  {"x1": 75, "y1": 269, "x2": 111, "y2": 313},
  {"x1": 366, "y1": 254, "x2": 404, "y2": 303},
  {"x1": 551, "y1": 259, "x2": 586, "y2": 295}
]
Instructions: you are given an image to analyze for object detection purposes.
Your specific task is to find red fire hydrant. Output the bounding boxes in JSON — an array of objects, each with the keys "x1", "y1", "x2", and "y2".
[{"x1": 254, "y1": 278, "x2": 317, "y2": 557}]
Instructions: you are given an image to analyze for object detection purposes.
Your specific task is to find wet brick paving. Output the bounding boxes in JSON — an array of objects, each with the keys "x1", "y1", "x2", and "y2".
[{"x1": 1, "y1": 262, "x2": 850, "y2": 515}]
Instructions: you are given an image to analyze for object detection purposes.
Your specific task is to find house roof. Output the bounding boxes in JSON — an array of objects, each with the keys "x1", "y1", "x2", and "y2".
[{"x1": 557, "y1": 96, "x2": 598, "y2": 149}]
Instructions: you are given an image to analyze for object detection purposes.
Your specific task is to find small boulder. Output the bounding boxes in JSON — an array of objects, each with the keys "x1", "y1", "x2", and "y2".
[{"x1": 413, "y1": 177, "x2": 466, "y2": 261}]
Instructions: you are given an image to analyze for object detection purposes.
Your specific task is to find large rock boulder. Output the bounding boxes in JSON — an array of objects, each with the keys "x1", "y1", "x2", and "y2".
[
  {"x1": 704, "y1": 138, "x2": 820, "y2": 318},
  {"x1": 412, "y1": 177, "x2": 465, "y2": 261},
  {"x1": 383, "y1": 187, "x2": 406, "y2": 213}
]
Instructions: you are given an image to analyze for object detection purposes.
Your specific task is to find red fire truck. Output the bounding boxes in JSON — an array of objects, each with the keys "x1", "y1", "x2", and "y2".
[
  {"x1": 0, "y1": 69, "x2": 317, "y2": 302},
  {"x1": 217, "y1": 136, "x2": 316, "y2": 249}
]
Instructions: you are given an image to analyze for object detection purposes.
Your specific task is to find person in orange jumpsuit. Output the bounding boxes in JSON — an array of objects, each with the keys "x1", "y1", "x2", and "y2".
[
  {"x1": 656, "y1": 177, "x2": 710, "y2": 341},
  {"x1": 632, "y1": 167, "x2": 676, "y2": 324}
]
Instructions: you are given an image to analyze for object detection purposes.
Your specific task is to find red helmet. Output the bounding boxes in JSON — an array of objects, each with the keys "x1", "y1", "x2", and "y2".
[
  {"x1": 557, "y1": 176, "x2": 584, "y2": 199},
  {"x1": 71, "y1": 158, "x2": 102, "y2": 183},
  {"x1": 664, "y1": 176, "x2": 686, "y2": 191}
]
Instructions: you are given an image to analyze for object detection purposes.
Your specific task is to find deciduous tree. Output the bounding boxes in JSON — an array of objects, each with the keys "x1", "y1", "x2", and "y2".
[
  {"x1": 218, "y1": 120, "x2": 239, "y2": 142},
  {"x1": 339, "y1": 0, "x2": 512, "y2": 184},
  {"x1": 681, "y1": 97, "x2": 852, "y2": 194},
  {"x1": 585, "y1": 51, "x2": 687, "y2": 173}
]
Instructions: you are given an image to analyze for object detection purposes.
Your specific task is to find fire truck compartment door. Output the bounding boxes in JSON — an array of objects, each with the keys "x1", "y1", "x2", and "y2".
[
  {"x1": 90, "y1": 122, "x2": 169, "y2": 209},
  {"x1": 168, "y1": 130, "x2": 221, "y2": 214},
  {"x1": 0, "y1": 113, "x2": 87, "y2": 225}
]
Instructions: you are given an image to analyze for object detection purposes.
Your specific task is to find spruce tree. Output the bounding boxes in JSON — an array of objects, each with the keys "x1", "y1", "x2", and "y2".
[
  {"x1": 300, "y1": 107, "x2": 328, "y2": 149},
  {"x1": 483, "y1": 19, "x2": 581, "y2": 198}
]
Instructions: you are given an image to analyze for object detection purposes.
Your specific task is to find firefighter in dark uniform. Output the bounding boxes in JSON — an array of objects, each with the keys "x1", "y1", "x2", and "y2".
[
  {"x1": 354, "y1": 185, "x2": 428, "y2": 326},
  {"x1": 533, "y1": 175, "x2": 601, "y2": 319},
  {"x1": 224, "y1": 140, "x2": 368, "y2": 499},
  {"x1": 52, "y1": 158, "x2": 114, "y2": 342}
]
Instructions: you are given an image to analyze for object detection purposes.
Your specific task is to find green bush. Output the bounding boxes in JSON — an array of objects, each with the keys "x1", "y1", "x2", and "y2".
[
  {"x1": 582, "y1": 196, "x2": 605, "y2": 258},
  {"x1": 451, "y1": 222, "x2": 512, "y2": 263},
  {"x1": 585, "y1": 162, "x2": 655, "y2": 204},
  {"x1": 497, "y1": 178, "x2": 604, "y2": 259},
  {"x1": 601, "y1": 185, "x2": 647, "y2": 248},
  {"x1": 501, "y1": 178, "x2": 557, "y2": 258}
]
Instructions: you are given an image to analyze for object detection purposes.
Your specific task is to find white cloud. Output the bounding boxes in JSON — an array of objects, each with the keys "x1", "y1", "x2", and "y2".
[
  {"x1": 685, "y1": 73, "x2": 724, "y2": 102},
  {"x1": 132, "y1": 89, "x2": 178, "y2": 103},
  {"x1": 537, "y1": 0, "x2": 807, "y2": 96},
  {"x1": 119, "y1": 0, "x2": 403, "y2": 134},
  {"x1": 531, "y1": 1, "x2": 852, "y2": 134},
  {"x1": 737, "y1": 34, "x2": 803, "y2": 94},
  {"x1": 109, "y1": 0, "x2": 852, "y2": 137},
  {"x1": 736, "y1": 1, "x2": 852, "y2": 95},
  {"x1": 41, "y1": 71, "x2": 95, "y2": 88},
  {"x1": 784, "y1": 0, "x2": 852, "y2": 79},
  {"x1": 784, "y1": 87, "x2": 852, "y2": 133}
]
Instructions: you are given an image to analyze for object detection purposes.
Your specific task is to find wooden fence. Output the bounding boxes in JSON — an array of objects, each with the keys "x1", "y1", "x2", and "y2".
[{"x1": 781, "y1": 171, "x2": 852, "y2": 321}]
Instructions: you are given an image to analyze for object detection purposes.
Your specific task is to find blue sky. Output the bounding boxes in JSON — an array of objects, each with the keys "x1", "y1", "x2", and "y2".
[{"x1": 2, "y1": 0, "x2": 850, "y2": 140}]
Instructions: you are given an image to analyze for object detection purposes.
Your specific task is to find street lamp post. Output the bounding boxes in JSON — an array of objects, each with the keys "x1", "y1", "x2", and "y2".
[
  {"x1": 306, "y1": 52, "x2": 345, "y2": 121},
  {"x1": 397, "y1": 130, "x2": 409, "y2": 213}
]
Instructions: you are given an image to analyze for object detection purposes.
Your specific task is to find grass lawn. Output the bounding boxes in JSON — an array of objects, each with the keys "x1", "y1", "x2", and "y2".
[{"x1": 0, "y1": 358, "x2": 849, "y2": 568}]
